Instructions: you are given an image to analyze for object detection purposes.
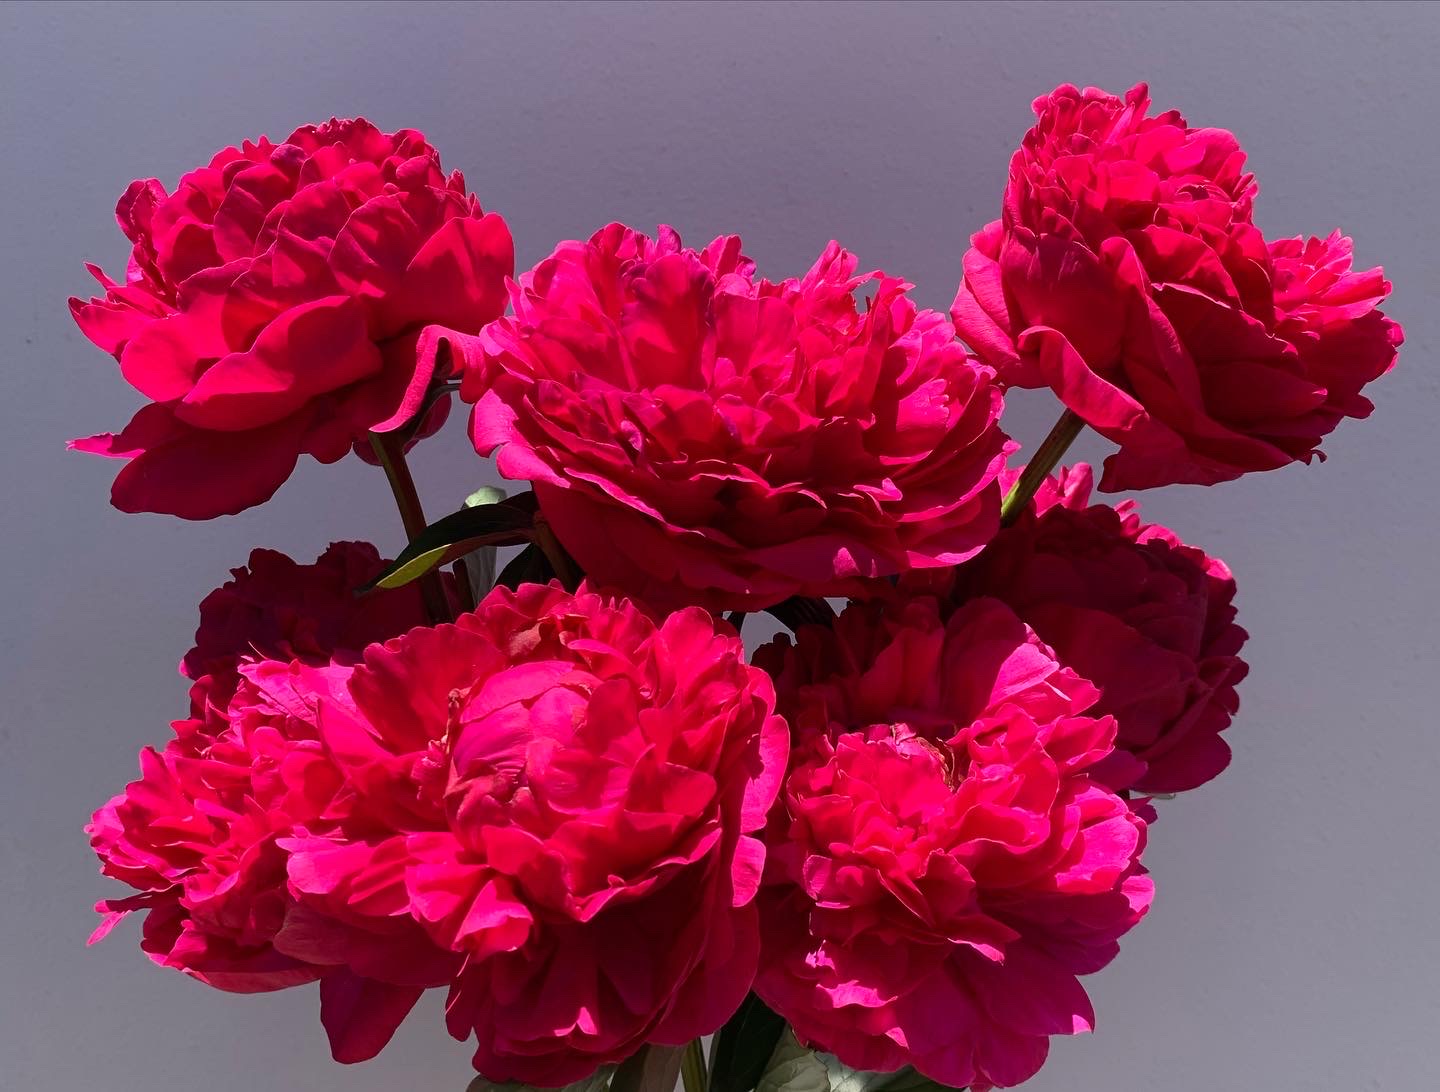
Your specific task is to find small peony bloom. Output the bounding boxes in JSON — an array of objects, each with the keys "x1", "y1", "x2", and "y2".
[
  {"x1": 951, "y1": 83, "x2": 1401, "y2": 491},
  {"x1": 425, "y1": 224, "x2": 1008, "y2": 612},
  {"x1": 71, "y1": 118, "x2": 514, "y2": 518},
  {"x1": 943, "y1": 464, "x2": 1247, "y2": 793},
  {"x1": 274, "y1": 582, "x2": 787, "y2": 1081},
  {"x1": 88, "y1": 543, "x2": 435, "y2": 1009},
  {"x1": 87, "y1": 660, "x2": 347, "y2": 993},
  {"x1": 754, "y1": 595, "x2": 1152, "y2": 1091}
]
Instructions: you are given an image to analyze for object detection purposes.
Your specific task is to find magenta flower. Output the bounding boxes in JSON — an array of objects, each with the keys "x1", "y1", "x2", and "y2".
[
  {"x1": 755, "y1": 595, "x2": 1152, "y2": 1090},
  {"x1": 952, "y1": 83, "x2": 1400, "y2": 490},
  {"x1": 71, "y1": 118, "x2": 513, "y2": 518},
  {"x1": 425, "y1": 223, "x2": 1008, "y2": 611}
]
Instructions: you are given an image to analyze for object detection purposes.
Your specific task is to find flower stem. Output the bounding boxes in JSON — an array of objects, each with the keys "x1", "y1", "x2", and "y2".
[
  {"x1": 998, "y1": 408, "x2": 1086, "y2": 527},
  {"x1": 368, "y1": 431, "x2": 450, "y2": 624},
  {"x1": 532, "y1": 515, "x2": 581, "y2": 592},
  {"x1": 681, "y1": 1039, "x2": 708, "y2": 1092}
]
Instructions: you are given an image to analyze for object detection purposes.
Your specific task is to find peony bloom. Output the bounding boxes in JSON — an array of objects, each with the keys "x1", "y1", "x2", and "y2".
[
  {"x1": 87, "y1": 660, "x2": 347, "y2": 993},
  {"x1": 71, "y1": 118, "x2": 514, "y2": 518},
  {"x1": 183, "y1": 540, "x2": 445, "y2": 713},
  {"x1": 946, "y1": 464, "x2": 1248, "y2": 793},
  {"x1": 951, "y1": 83, "x2": 1401, "y2": 491},
  {"x1": 754, "y1": 595, "x2": 1152, "y2": 1090},
  {"x1": 273, "y1": 582, "x2": 787, "y2": 1081},
  {"x1": 88, "y1": 543, "x2": 435, "y2": 1012},
  {"x1": 425, "y1": 224, "x2": 1008, "y2": 612}
]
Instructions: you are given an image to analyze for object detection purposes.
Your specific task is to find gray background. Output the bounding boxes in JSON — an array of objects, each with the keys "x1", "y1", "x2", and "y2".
[{"x1": 2, "y1": 1, "x2": 1436, "y2": 1088}]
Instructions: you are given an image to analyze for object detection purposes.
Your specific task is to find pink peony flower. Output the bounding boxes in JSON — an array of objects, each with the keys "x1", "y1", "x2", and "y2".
[
  {"x1": 71, "y1": 118, "x2": 514, "y2": 518},
  {"x1": 87, "y1": 660, "x2": 347, "y2": 993},
  {"x1": 88, "y1": 543, "x2": 436, "y2": 1020},
  {"x1": 272, "y1": 582, "x2": 787, "y2": 1081},
  {"x1": 942, "y1": 464, "x2": 1247, "y2": 793},
  {"x1": 951, "y1": 83, "x2": 1401, "y2": 491},
  {"x1": 754, "y1": 595, "x2": 1152, "y2": 1090},
  {"x1": 424, "y1": 224, "x2": 1008, "y2": 611}
]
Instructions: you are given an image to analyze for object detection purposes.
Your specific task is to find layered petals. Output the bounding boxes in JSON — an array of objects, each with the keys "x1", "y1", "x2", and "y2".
[
  {"x1": 754, "y1": 595, "x2": 1152, "y2": 1090},
  {"x1": 70, "y1": 118, "x2": 514, "y2": 518},
  {"x1": 427, "y1": 224, "x2": 1008, "y2": 611},
  {"x1": 946, "y1": 464, "x2": 1247, "y2": 793},
  {"x1": 951, "y1": 83, "x2": 1400, "y2": 489}
]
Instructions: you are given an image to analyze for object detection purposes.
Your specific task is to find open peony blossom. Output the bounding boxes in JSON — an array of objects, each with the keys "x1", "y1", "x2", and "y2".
[
  {"x1": 93, "y1": 577, "x2": 786, "y2": 1078},
  {"x1": 940, "y1": 464, "x2": 1247, "y2": 793},
  {"x1": 281, "y1": 583, "x2": 782, "y2": 1080},
  {"x1": 87, "y1": 542, "x2": 432, "y2": 995},
  {"x1": 754, "y1": 595, "x2": 1152, "y2": 1090},
  {"x1": 70, "y1": 118, "x2": 514, "y2": 518},
  {"x1": 424, "y1": 223, "x2": 1009, "y2": 611},
  {"x1": 951, "y1": 83, "x2": 1401, "y2": 491}
]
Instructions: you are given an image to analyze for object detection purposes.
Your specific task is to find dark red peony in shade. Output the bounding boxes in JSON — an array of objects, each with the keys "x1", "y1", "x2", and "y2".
[
  {"x1": 182, "y1": 540, "x2": 446, "y2": 713},
  {"x1": 91, "y1": 578, "x2": 786, "y2": 1080},
  {"x1": 424, "y1": 223, "x2": 1009, "y2": 612},
  {"x1": 87, "y1": 542, "x2": 432, "y2": 995},
  {"x1": 943, "y1": 464, "x2": 1248, "y2": 793},
  {"x1": 754, "y1": 595, "x2": 1152, "y2": 1090},
  {"x1": 951, "y1": 83, "x2": 1401, "y2": 491},
  {"x1": 70, "y1": 118, "x2": 514, "y2": 518}
]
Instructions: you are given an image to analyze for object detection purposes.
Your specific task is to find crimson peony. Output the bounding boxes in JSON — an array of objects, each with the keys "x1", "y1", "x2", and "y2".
[
  {"x1": 754, "y1": 595, "x2": 1152, "y2": 1090},
  {"x1": 941, "y1": 464, "x2": 1247, "y2": 793},
  {"x1": 87, "y1": 542, "x2": 432, "y2": 995},
  {"x1": 275, "y1": 582, "x2": 785, "y2": 1079},
  {"x1": 951, "y1": 83, "x2": 1400, "y2": 491},
  {"x1": 93, "y1": 578, "x2": 786, "y2": 1078},
  {"x1": 70, "y1": 118, "x2": 513, "y2": 518},
  {"x1": 424, "y1": 224, "x2": 1009, "y2": 612}
]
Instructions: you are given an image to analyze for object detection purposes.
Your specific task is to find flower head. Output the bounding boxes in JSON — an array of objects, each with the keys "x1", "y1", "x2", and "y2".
[
  {"x1": 952, "y1": 83, "x2": 1400, "y2": 490},
  {"x1": 276, "y1": 582, "x2": 786, "y2": 1081},
  {"x1": 943, "y1": 464, "x2": 1247, "y2": 793},
  {"x1": 427, "y1": 224, "x2": 1008, "y2": 610},
  {"x1": 71, "y1": 118, "x2": 513, "y2": 518},
  {"x1": 755, "y1": 595, "x2": 1151, "y2": 1090}
]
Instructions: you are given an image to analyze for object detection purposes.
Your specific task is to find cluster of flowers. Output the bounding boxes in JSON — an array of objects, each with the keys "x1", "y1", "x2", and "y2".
[{"x1": 78, "y1": 87, "x2": 1398, "y2": 1091}]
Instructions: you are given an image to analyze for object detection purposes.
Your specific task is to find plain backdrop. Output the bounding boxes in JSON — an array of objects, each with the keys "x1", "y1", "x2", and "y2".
[{"x1": 2, "y1": 2, "x2": 1437, "y2": 1089}]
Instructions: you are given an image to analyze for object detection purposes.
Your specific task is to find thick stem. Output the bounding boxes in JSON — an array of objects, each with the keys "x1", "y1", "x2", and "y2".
[
  {"x1": 998, "y1": 409, "x2": 1085, "y2": 527},
  {"x1": 368, "y1": 431, "x2": 450, "y2": 624}
]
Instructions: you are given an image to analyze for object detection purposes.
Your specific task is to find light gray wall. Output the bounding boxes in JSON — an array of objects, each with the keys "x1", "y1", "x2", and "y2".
[{"x1": 2, "y1": 2, "x2": 1436, "y2": 1088}]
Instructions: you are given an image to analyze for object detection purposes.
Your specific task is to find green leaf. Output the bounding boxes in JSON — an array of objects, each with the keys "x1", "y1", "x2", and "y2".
[
  {"x1": 466, "y1": 1063, "x2": 615, "y2": 1092},
  {"x1": 710, "y1": 993, "x2": 788, "y2": 1092},
  {"x1": 362, "y1": 492, "x2": 538, "y2": 592},
  {"x1": 496, "y1": 542, "x2": 551, "y2": 590},
  {"x1": 756, "y1": 1031, "x2": 827, "y2": 1092},
  {"x1": 817, "y1": 1057, "x2": 962, "y2": 1092},
  {"x1": 465, "y1": 486, "x2": 508, "y2": 508}
]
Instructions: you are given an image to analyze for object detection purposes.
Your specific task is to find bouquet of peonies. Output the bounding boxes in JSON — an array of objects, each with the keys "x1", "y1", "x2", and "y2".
[{"x1": 77, "y1": 85, "x2": 1400, "y2": 1091}]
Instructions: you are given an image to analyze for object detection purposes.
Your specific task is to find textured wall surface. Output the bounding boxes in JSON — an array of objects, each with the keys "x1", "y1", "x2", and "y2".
[{"x1": 2, "y1": 2, "x2": 1436, "y2": 1088}]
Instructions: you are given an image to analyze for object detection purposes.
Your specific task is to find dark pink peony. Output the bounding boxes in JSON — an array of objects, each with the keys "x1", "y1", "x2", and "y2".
[
  {"x1": 273, "y1": 582, "x2": 787, "y2": 1081},
  {"x1": 951, "y1": 83, "x2": 1401, "y2": 491},
  {"x1": 88, "y1": 543, "x2": 435, "y2": 1006},
  {"x1": 183, "y1": 540, "x2": 445, "y2": 714},
  {"x1": 71, "y1": 118, "x2": 514, "y2": 518},
  {"x1": 754, "y1": 595, "x2": 1152, "y2": 1090},
  {"x1": 87, "y1": 660, "x2": 347, "y2": 993},
  {"x1": 426, "y1": 223, "x2": 1008, "y2": 611},
  {"x1": 943, "y1": 464, "x2": 1247, "y2": 793}
]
